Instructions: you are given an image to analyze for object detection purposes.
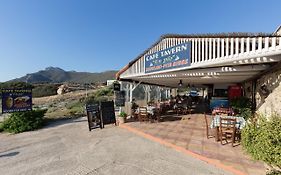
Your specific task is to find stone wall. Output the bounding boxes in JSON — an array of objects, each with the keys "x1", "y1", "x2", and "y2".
[{"x1": 254, "y1": 64, "x2": 281, "y2": 117}]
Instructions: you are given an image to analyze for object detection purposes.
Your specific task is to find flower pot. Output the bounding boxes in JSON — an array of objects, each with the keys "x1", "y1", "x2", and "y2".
[{"x1": 118, "y1": 117, "x2": 126, "y2": 124}]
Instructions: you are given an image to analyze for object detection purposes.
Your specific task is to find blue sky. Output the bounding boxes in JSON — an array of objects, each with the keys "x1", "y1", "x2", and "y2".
[{"x1": 0, "y1": 0, "x2": 280, "y2": 82}]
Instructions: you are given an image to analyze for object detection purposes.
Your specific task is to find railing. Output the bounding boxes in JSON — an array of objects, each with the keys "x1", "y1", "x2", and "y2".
[{"x1": 120, "y1": 36, "x2": 281, "y2": 78}]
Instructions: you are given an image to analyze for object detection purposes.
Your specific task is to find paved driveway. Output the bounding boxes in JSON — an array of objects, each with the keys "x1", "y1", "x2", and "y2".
[{"x1": 0, "y1": 117, "x2": 232, "y2": 175}]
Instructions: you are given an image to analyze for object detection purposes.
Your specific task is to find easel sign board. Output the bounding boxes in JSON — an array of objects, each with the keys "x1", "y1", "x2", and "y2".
[
  {"x1": 86, "y1": 104, "x2": 103, "y2": 131},
  {"x1": 100, "y1": 101, "x2": 116, "y2": 126}
]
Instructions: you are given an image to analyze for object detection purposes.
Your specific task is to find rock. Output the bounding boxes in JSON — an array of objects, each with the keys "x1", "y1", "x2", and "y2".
[{"x1": 57, "y1": 85, "x2": 69, "y2": 95}]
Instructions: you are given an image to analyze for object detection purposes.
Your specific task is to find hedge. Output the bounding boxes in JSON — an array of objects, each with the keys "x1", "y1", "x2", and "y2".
[{"x1": 242, "y1": 113, "x2": 281, "y2": 169}]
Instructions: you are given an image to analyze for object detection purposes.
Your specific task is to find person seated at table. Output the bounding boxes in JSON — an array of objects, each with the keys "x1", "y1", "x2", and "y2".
[{"x1": 176, "y1": 95, "x2": 182, "y2": 104}]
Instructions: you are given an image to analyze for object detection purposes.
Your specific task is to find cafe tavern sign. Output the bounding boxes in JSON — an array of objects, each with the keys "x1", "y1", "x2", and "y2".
[{"x1": 144, "y1": 42, "x2": 191, "y2": 73}]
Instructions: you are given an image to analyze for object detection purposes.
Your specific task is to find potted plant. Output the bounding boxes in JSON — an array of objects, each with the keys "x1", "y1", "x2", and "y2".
[{"x1": 118, "y1": 111, "x2": 127, "y2": 124}]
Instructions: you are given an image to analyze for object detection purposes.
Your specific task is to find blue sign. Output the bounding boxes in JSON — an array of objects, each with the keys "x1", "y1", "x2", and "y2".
[
  {"x1": 145, "y1": 42, "x2": 191, "y2": 73},
  {"x1": 2, "y1": 89, "x2": 32, "y2": 113}
]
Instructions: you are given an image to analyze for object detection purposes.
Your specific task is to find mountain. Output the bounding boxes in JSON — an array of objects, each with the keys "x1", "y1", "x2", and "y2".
[{"x1": 10, "y1": 67, "x2": 118, "y2": 84}]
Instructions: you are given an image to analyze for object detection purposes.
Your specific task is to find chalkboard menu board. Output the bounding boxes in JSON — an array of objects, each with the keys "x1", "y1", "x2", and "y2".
[
  {"x1": 113, "y1": 82, "x2": 120, "y2": 91},
  {"x1": 115, "y1": 91, "x2": 125, "y2": 107},
  {"x1": 100, "y1": 101, "x2": 116, "y2": 126},
  {"x1": 86, "y1": 104, "x2": 103, "y2": 131}
]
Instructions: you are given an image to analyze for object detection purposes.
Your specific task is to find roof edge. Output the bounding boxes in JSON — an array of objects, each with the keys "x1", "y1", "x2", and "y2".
[{"x1": 116, "y1": 31, "x2": 279, "y2": 80}]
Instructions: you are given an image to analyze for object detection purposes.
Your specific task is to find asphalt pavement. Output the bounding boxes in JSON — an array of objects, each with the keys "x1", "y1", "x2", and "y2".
[{"x1": 0, "y1": 117, "x2": 233, "y2": 175}]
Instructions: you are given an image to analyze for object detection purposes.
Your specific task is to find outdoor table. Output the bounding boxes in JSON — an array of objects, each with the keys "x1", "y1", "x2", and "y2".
[
  {"x1": 210, "y1": 115, "x2": 246, "y2": 141},
  {"x1": 212, "y1": 107, "x2": 234, "y2": 115},
  {"x1": 135, "y1": 106, "x2": 156, "y2": 116}
]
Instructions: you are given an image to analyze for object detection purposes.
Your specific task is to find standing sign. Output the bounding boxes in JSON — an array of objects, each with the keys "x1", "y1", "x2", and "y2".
[
  {"x1": 114, "y1": 90, "x2": 125, "y2": 107},
  {"x1": 145, "y1": 42, "x2": 191, "y2": 73},
  {"x1": 100, "y1": 101, "x2": 116, "y2": 126},
  {"x1": 85, "y1": 103, "x2": 103, "y2": 131},
  {"x1": 2, "y1": 89, "x2": 32, "y2": 113}
]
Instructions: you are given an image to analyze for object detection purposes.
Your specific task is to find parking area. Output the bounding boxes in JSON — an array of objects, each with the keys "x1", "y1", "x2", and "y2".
[{"x1": 0, "y1": 117, "x2": 233, "y2": 175}]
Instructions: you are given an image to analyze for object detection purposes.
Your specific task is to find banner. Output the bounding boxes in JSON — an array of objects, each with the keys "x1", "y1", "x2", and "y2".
[
  {"x1": 2, "y1": 89, "x2": 32, "y2": 113},
  {"x1": 145, "y1": 42, "x2": 191, "y2": 73}
]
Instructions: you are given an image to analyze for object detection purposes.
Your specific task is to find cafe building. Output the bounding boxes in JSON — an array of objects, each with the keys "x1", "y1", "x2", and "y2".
[
  {"x1": 116, "y1": 26, "x2": 281, "y2": 116},
  {"x1": 114, "y1": 26, "x2": 281, "y2": 175}
]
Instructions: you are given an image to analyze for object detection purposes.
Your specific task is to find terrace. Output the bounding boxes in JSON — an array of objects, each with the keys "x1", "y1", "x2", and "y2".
[{"x1": 123, "y1": 112, "x2": 266, "y2": 175}]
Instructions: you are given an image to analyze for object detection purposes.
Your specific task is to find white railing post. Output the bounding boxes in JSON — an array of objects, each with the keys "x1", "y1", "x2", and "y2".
[
  {"x1": 209, "y1": 38, "x2": 212, "y2": 60},
  {"x1": 265, "y1": 37, "x2": 269, "y2": 50},
  {"x1": 205, "y1": 38, "x2": 208, "y2": 61},
  {"x1": 221, "y1": 38, "x2": 225, "y2": 58},
  {"x1": 226, "y1": 38, "x2": 229, "y2": 57},
  {"x1": 202, "y1": 38, "x2": 205, "y2": 61},
  {"x1": 241, "y1": 38, "x2": 245, "y2": 54},
  {"x1": 230, "y1": 38, "x2": 234, "y2": 56},
  {"x1": 246, "y1": 38, "x2": 250, "y2": 53},
  {"x1": 195, "y1": 39, "x2": 198, "y2": 63},
  {"x1": 217, "y1": 38, "x2": 220, "y2": 58},
  {"x1": 192, "y1": 39, "x2": 195, "y2": 64},
  {"x1": 213, "y1": 38, "x2": 216, "y2": 59},
  {"x1": 235, "y1": 38, "x2": 239, "y2": 55},
  {"x1": 252, "y1": 38, "x2": 256, "y2": 52},
  {"x1": 258, "y1": 37, "x2": 262, "y2": 52},
  {"x1": 272, "y1": 37, "x2": 276, "y2": 49},
  {"x1": 198, "y1": 38, "x2": 201, "y2": 62}
]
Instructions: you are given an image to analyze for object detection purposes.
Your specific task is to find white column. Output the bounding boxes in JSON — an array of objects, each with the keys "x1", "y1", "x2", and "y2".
[
  {"x1": 129, "y1": 83, "x2": 133, "y2": 103},
  {"x1": 125, "y1": 84, "x2": 130, "y2": 102}
]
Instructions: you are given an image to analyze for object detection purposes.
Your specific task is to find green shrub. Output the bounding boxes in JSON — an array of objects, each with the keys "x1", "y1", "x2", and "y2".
[
  {"x1": 242, "y1": 113, "x2": 281, "y2": 168},
  {"x1": 32, "y1": 84, "x2": 59, "y2": 97},
  {"x1": 119, "y1": 111, "x2": 127, "y2": 118},
  {"x1": 2, "y1": 109, "x2": 47, "y2": 133},
  {"x1": 84, "y1": 96, "x2": 96, "y2": 105},
  {"x1": 230, "y1": 97, "x2": 253, "y2": 120},
  {"x1": 94, "y1": 87, "x2": 113, "y2": 97},
  {"x1": 66, "y1": 101, "x2": 84, "y2": 116},
  {"x1": 0, "y1": 122, "x2": 3, "y2": 132},
  {"x1": 266, "y1": 170, "x2": 281, "y2": 175},
  {"x1": 230, "y1": 96, "x2": 252, "y2": 109}
]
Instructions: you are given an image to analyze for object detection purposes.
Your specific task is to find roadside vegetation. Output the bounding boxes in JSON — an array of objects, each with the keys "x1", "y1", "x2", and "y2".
[
  {"x1": 242, "y1": 113, "x2": 281, "y2": 174},
  {"x1": 1, "y1": 109, "x2": 47, "y2": 133},
  {"x1": 0, "y1": 82, "x2": 114, "y2": 134}
]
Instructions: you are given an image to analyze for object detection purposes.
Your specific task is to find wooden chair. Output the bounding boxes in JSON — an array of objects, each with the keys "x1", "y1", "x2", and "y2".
[
  {"x1": 219, "y1": 117, "x2": 237, "y2": 146},
  {"x1": 138, "y1": 107, "x2": 149, "y2": 122},
  {"x1": 204, "y1": 113, "x2": 214, "y2": 139}
]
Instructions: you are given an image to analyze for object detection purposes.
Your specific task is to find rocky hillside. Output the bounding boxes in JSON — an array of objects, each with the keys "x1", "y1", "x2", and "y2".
[{"x1": 10, "y1": 67, "x2": 117, "y2": 84}]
